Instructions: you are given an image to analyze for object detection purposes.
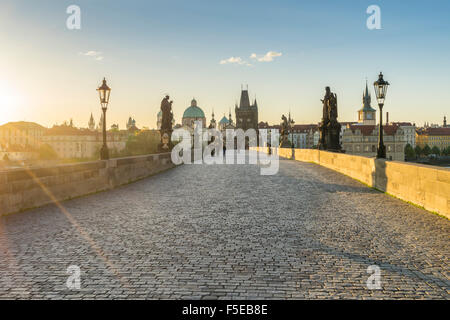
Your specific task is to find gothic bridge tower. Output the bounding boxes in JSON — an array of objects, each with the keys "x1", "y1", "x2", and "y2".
[{"x1": 235, "y1": 85, "x2": 258, "y2": 131}]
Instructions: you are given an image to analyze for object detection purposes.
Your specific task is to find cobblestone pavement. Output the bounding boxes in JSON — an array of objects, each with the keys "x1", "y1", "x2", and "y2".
[{"x1": 0, "y1": 155, "x2": 449, "y2": 299}]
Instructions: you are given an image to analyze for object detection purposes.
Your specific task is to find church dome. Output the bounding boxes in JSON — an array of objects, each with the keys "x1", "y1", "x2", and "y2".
[{"x1": 182, "y1": 98, "x2": 205, "y2": 119}]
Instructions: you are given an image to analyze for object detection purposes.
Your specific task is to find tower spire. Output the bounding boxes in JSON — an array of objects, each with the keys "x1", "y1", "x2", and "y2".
[{"x1": 363, "y1": 79, "x2": 371, "y2": 107}]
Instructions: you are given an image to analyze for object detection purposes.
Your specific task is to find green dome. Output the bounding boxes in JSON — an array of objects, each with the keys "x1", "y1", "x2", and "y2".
[
  {"x1": 182, "y1": 99, "x2": 205, "y2": 119},
  {"x1": 219, "y1": 116, "x2": 229, "y2": 124}
]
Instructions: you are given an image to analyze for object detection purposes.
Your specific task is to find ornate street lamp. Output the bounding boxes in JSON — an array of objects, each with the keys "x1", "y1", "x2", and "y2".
[
  {"x1": 97, "y1": 78, "x2": 111, "y2": 160},
  {"x1": 373, "y1": 72, "x2": 390, "y2": 159}
]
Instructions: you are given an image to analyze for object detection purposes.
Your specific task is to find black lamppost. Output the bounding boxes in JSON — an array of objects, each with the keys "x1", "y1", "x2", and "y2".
[
  {"x1": 97, "y1": 78, "x2": 111, "y2": 160},
  {"x1": 373, "y1": 72, "x2": 390, "y2": 159},
  {"x1": 289, "y1": 113, "x2": 295, "y2": 149}
]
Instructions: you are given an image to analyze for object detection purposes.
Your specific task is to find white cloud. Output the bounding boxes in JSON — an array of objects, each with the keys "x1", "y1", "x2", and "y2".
[
  {"x1": 220, "y1": 56, "x2": 243, "y2": 64},
  {"x1": 250, "y1": 51, "x2": 282, "y2": 62},
  {"x1": 81, "y1": 51, "x2": 101, "y2": 56},
  {"x1": 79, "y1": 51, "x2": 104, "y2": 61},
  {"x1": 219, "y1": 56, "x2": 252, "y2": 66}
]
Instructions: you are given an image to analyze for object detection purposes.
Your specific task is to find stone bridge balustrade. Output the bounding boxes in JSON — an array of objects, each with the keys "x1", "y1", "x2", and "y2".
[
  {"x1": 0, "y1": 152, "x2": 176, "y2": 216},
  {"x1": 252, "y1": 147, "x2": 450, "y2": 218}
]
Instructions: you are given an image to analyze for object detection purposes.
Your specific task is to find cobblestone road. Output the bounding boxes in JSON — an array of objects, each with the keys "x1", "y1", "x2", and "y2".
[{"x1": 0, "y1": 156, "x2": 449, "y2": 299}]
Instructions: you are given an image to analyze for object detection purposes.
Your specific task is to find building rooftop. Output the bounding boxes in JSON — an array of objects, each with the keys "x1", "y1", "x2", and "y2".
[
  {"x1": 219, "y1": 116, "x2": 230, "y2": 124},
  {"x1": 347, "y1": 124, "x2": 401, "y2": 136},
  {"x1": 183, "y1": 99, "x2": 205, "y2": 119},
  {"x1": 416, "y1": 127, "x2": 450, "y2": 136},
  {"x1": 44, "y1": 126, "x2": 95, "y2": 136},
  {"x1": 0, "y1": 121, "x2": 46, "y2": 130},
  {"x1": 391, "y1": 122, "x2": 414, "y2": 126}
]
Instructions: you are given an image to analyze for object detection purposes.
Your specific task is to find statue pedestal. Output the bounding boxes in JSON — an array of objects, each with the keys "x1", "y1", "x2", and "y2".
[{"x1": 158, "y1": 131, "x2": 173, "y2": 152}]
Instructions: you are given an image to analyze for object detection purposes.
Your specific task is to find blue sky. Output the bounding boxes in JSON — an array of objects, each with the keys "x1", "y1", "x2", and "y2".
[{"x1": 1, "y1": 0, "x2": 449, "y2": 128}]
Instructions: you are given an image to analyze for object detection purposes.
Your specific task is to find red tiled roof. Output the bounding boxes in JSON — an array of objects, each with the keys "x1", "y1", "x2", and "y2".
[
  {"x1": 384, "y1": 125, "x2": 401, "y2": 135},
  {"x1": 292, "y1": 124, "x2": 319, "y2": 132},
  {"x1": 418, "y1": 127, "x2": 450, "y2": 136},
  {"x1": 391, "y1": 122, "x2": 414, "y2": 126},
  {"x1": 348, "y1": 125, "x2": 376, "y2": 136},
  {"x1": 348, "y1": 124, "x2": 400, "y2": 136}
]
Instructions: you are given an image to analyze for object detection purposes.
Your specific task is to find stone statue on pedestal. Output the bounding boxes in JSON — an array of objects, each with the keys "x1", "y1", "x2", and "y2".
[
  {"x1": 159, "y1": 95, "x2": 174, "y2": 151},
  {"x1": 279, "y1": 114, "x2": 292, "y2": 148},
  {"x1": 319, "y1": 87, "x2": 341, "y2": 151}
]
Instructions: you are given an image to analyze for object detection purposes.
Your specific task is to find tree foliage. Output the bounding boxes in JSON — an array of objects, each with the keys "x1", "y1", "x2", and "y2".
[
  {"x1": 431, "y1": 146, "x2": 441, "y2": 156},
  {"x1": 404, "y1": 144, "x2": 415, "y2": 159},
  {"x1": 125, "y1": 130, "x2": 160, "y2": 156},
  {"x1": 422, "y1": 144, "x2": 431, "y2": 156},
  {"x1": 443, "y1": 146, "x2": 450, "y2": 156},
  {"x1": 414, "y1": 145, "x2": 422, "y2": 157}
]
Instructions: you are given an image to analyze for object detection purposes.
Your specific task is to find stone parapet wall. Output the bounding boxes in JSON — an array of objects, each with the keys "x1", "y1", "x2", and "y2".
[
  {"x1": 0, "y1": 153, "x2": 176, "y2": 216},
  {"x1": 253, "y1": 147, "x2": 449, "y2": 218}
]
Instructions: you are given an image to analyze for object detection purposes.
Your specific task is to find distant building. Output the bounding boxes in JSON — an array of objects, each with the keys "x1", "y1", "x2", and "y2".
[
  {"x1": 179, "y1": 98, "x2": 208, "y2": 148},
  {"x1": 357, "y1": 82, "x2": 376, "y2": 125},
  {"x1": 416, "y1": 127, "x2": 450, "y2": 150},
  {"x1": 290, "y1": 124, "x2": 320, "y2": 148},
  {"x1": 126, "y1": 117, "x2": 137, "y2": 130},
  {"x1": 340, "y1": 122, "x2": 358, "y2": 146},
  {"x1": 97, "y1": 113, "x2": 104, "y2": 133},
  {"x1": 235, "y1": 86, "x2": 258, "y2": 131},
  {"x1": 341, "y1": 82, "x2": 414, "y2": 161},
  {"x1": 157, "y1": 110, "x2": 162, "y2": 130},
  {"x1": 88, "y1": 113, "x2": 96, "y2": 131},
  {"x1": 0, "y1": 121, "x2": 46, "y2": 151},
  {"x1": 182, "y1": 98, "x2": 206, "y2": 129},
  {"x1": 218, "y1": 111, "x2": 235, "y2": 131},
  {"x1": 423, "y1": 122, "x2": 440, "y2": 128},
  {"x1": 208, "y1": 110, "x2": 217, "y2": 129},
  {"x1": 257, "y1": 122, "x2": 319, "y2": 149},
  {"x1": 342, "y1": 124, "x2": 406, "y2": 161},
  {"x1": 390, "y1": 122, "x2": 416, "y2": 147},
  {"x1": 42, "y1": 125, "x2": 128, "y2": 159}
]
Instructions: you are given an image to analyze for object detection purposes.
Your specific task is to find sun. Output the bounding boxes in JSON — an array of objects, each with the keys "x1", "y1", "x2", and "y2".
[
  {"x1": 0, "y1": 80, "x2": 23, "y2": 124},
  {"x1": 0, "y1": 89, "x2": 18, "y2": 107}
]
